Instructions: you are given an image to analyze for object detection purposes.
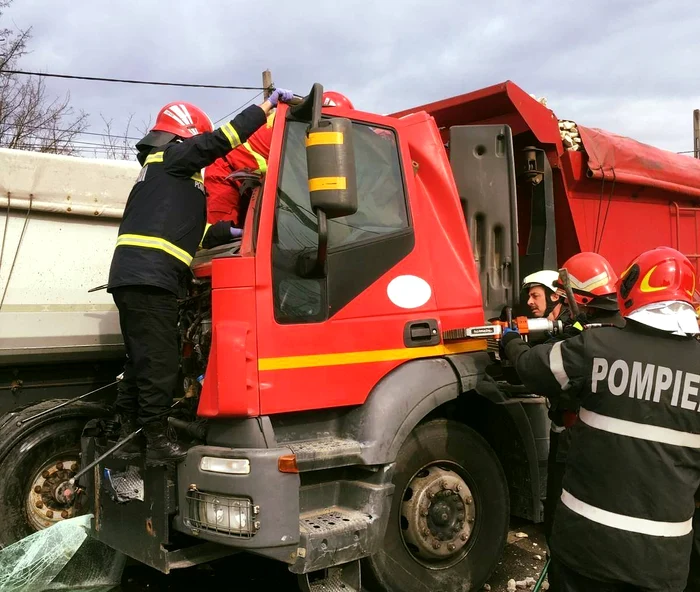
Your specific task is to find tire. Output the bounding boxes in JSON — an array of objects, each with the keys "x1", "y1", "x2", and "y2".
[
  {"x1": 0, "y1": 400, "x2": 110, "y2": 547},
  {"x1": 363, "y1": 419, "x2": 510, "y2": 592}
]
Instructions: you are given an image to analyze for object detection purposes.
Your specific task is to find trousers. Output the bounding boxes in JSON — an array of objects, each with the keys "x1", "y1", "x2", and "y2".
[
  {"x1": 112, "y1": 285, "x2": 179, "y2": 425},
  {"x1": 549, "y1": 556, "x2": 679, "y2": 592}
]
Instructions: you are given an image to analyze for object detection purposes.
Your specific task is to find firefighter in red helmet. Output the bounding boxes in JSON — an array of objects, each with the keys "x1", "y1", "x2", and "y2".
[
  {"x1": 107, "y1": 89, "x2": 293, "y2": 462},
  {"x1": 502, "y1": 247, "x2": 700, "y2": 591},
  {"x1": 322, "y1": 91, "x2": 354, "y2": 109},
  {"x1": 203, "y1": 111, "x2": 275, "y2": 237},
  {"x1": 542, "y1": 252, "x2": 625, "y2": 544}
]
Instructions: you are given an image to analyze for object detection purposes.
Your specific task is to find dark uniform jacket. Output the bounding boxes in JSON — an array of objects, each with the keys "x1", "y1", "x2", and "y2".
[
  {"x1": 504, "y1": 320, "x2": 700, "y2": 591},
  {"x1": 107, "y1": 105, "x2": 266, "y2": 297}
]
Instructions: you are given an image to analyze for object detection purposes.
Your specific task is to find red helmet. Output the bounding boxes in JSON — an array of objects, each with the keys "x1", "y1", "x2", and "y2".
[
  {"x1": 617, "y1": 247, "x2": 696, "y2": 316},
  {"x1": 322, "y1": 91, "x2": 354, "y2": 110},
  {"x1": 151, "y1": 101, "x2": 213, "y2": 138},
  {"x1": 556, "y1": 252, "x2": 618, "y2": 310}
]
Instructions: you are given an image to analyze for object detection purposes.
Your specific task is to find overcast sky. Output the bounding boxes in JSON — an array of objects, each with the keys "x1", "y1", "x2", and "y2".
[{"x1": 4, "y1": 0, "x2": 699, "y2": 157}]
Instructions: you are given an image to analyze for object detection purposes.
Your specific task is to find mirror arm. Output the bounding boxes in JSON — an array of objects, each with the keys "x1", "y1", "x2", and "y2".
[{"x1": 296, "y1": 210, "x2": 328, "y2": 279}]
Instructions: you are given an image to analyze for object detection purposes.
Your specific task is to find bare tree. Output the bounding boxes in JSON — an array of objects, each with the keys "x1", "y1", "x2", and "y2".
[
  {"x1": 99, "y1": 113, "x2": 135, "y2": 160},
  {"x1": 0, "y1": 0, "x2": 88, "y2": 154}
]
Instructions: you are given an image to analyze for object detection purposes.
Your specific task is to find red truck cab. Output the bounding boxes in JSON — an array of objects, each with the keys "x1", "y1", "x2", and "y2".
[{"x1": 86, "y1": 84, "x2": 556, "y2": 592}]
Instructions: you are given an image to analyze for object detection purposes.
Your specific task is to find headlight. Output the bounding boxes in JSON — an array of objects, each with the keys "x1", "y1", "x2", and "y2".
[
  {"x1": 185, "y1": 489, "x2": 259, "y2": 538},
  {"x1": 200, "y1": 456, "x2": 250, "y2": 475}
]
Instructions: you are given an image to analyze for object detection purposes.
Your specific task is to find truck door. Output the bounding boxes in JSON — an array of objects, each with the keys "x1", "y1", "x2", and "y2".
[
  {"x1": 253, "y1": 107, "x2": 442, "y2": 415},
  {"x1": 449, "y1": 125, "x2": 520, "y2": 319}
]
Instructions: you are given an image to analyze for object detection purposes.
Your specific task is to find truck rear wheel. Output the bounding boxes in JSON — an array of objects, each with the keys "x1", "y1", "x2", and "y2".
[
  {"x1": 363, "y1": 419, "x2": 509, "y2": 592},
  {"x1": 0, "y1": 401, "x2": 109, "y2": 547}
]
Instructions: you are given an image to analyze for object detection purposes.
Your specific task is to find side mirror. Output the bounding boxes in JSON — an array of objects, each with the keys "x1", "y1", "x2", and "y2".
[
  {"x1": 306, "y1": 117, "x2": 358, "y2": 220},
  {"x1": 297, "y1": 117, "x2": 359, "y2": 279}
]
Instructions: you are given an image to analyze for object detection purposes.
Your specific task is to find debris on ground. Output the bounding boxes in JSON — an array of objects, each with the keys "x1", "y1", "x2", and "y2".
[{"x1": 0, "y1": 514, "x2": 124, "y2": 592}]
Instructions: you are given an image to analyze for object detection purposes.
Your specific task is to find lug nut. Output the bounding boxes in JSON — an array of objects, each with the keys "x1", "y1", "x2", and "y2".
[
  {"x1": 460, "y1": 533, "x2": 468, "y2": 541},
  {"x1": 34, "y1": 485, "x2": 42, "y2": 494},
  {"x1": 420, "y1": 509, "x2": 428, "y2": 517},
  {"x1": 468, "y1": 517, "x2": 475, "y2": 524},
  {"x1": 56, "y1": 462, "x2": 64, "y2": 470},
  {"x1": 422, "y1": 528, "x2": 430, "y2": 538},
  {"x1": 448, "y1": 543, "x2": 456, "y2": 551},
  {"x1": 61, "y1": 511, "x2": 69, "y2": 519},
  {"x1": 42, "y1": 471, "x2": 50, "y2": 479},
  {"x1": 35, "y1": 501, "x2": 43, "y2": 509},
  {"x1": 46, "y1": 510, "x2": 54, "y2": 518},
  {"x1": 455, "y1": 484, "x2": 462, "y2": 492},
  {"x1": 466, "y1": 497, "x2": 473, "y2": 504},
  {"x1": 71, "y1": 463, "x2": 79, "y2": 472},
  {"x1": 440, "y1": 479, "x2": 448, "y2": 489},
  {"x1": 432, "y1": 541, "x2": 441, "y2": 550}
]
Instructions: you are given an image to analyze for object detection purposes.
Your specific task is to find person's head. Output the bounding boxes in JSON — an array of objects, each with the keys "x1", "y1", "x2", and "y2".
[
  {"x1": 555, "y1": 252, "x2": 618, "y2": 318},
  {"x1": 617, "y1": 246, "x2": 699, "y2": 336},
  {"x1": 521, "y1": 270, "x2": 561, "y2": 319},
  {"x1": 322, "y1": 91, "x2": 354, "y2": 110},
  {"x1": 135, "y1": 102, "x2": 213, "y2": 162}
]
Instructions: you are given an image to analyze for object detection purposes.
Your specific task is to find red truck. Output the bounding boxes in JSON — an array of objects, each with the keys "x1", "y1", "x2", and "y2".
[{"x1": 1, "y1": 81, "x2": 699, "y2": 592}]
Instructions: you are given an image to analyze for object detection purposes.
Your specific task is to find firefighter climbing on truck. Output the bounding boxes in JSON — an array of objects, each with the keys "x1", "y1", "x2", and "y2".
[{"x1": 106, "y1": 88, "x2": 294, "y2": 461}]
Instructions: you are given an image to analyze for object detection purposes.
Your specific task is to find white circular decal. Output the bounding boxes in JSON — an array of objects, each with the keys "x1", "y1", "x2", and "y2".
[{"x1": 387, "y1": 275, "x2": 432, "y2": 309}]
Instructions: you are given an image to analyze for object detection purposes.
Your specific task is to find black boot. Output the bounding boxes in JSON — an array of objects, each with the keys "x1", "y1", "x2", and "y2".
[
  {"x1": 143, "y1": 419, "x2": 188, "y2": 463},
  {"x1": 113, "y1": 413, "x2": 144, "y2": 458}
]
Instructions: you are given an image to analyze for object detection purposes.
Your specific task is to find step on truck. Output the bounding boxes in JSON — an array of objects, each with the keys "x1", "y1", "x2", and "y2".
[{"x1": 2, "y1": 80, "x2": 700, "y2": 591}]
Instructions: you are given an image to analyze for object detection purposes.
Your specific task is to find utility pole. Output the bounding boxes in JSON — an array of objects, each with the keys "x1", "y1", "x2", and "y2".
[
  {"x1": 262, "y1": 70, "x2": 272, "y2": 101},
  {"x1": 694, "y1": 109, "x2": 700, "y2": 159}
]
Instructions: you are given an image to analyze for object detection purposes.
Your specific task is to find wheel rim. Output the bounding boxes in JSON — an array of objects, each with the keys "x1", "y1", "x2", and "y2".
[
  {"x1": 400, "y1": 464, "x2": 477, "y2": 569},
  {"x1": 25, "y1": 457, "x2": 85, "y2": 531}
]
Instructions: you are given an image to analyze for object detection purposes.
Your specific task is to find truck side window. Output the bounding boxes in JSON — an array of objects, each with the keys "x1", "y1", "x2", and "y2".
[{"x1": 273, "y1": 120, "x2": 411, "y2": 324}]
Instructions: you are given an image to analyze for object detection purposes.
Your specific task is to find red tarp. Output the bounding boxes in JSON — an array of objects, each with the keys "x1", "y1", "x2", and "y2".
[{"x1": 577, "y1": 125, "x2": 700, "y2": 200}]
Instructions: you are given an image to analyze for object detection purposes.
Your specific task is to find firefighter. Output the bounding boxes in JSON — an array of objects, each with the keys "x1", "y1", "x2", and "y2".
[
  {"x1": 542, "y1": 252, "x2": 624, "y2": 543},
  {"x1": 501, "y1": 246, "x2": 700, "y2": 592},
  {"x1": 107, "y1": 88, "x2": 294, "y2": 462},
  {"x1": 203, "y1": 91, "x2": 354, "y2": 245},
  {"x1": 521, "y1": 270, "x2": 567, "y2": 322}
]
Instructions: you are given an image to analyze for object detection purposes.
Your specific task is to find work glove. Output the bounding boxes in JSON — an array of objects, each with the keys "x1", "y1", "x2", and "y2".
[
  {"x1": 202, "y1": 221, "x2": 241, "y2": 250},
  {"x1": 499, "y1": 327, "x2": 521, "y2": 361},
  {"x1": 268, "y1": 88, "x2": 294, "y2": 107}
]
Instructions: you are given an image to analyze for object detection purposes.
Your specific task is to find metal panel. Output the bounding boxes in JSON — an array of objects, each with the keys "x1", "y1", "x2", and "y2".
[{"x1": 449, "y1": 125, "x2": 519, "y2": 320}]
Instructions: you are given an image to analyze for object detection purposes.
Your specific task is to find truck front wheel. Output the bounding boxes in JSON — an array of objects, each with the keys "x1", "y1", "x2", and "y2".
[
  {"x1": 363, "y1": 419, "x2": 509, "y2": 592},
  {"x1": 0, "y1": 419, "x2": 86, "y2": 546}
]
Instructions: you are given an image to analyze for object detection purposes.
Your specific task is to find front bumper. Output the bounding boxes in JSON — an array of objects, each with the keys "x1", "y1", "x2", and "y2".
[{"x1": 173, "y1": 444, "x2": 301, "y2": 551}]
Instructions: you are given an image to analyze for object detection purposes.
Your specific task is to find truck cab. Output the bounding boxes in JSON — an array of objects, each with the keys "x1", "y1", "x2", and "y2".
[{"x1": 85, "y1": 84, "x2": 549, "y2": 592}]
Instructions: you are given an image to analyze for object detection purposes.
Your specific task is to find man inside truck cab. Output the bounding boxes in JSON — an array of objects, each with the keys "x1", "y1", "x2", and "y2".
[
  {"x1": 201, "y1": 91, "x2": 356, "y2": 248},
  {"x1": 106, "y1": 88, "x2": 293, "y2": 462},
  {"x1": 521, "y1": 270, "x2": 567, "y2": 322}
]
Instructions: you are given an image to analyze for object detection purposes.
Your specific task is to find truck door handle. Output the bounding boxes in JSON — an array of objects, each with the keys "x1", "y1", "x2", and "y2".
[{"x1": 404, "y1": 319, "x2": 440, "y2": 348}]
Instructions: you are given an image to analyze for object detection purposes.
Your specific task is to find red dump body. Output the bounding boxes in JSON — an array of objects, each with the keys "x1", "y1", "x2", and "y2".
[{"x1": 392, "y1": 81, "x2": 700, "y2": 288}]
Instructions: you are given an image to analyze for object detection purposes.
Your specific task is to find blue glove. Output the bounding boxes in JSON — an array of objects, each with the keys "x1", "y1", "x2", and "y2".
[
  {"x1": 268, "y1": 88, "x2": 294, "y2": 107},
  {"x1": 230, "y1": 227, "x2": 243, "y2": 239},
  {"x1": 499, "y1": 327, "x2": 521, "y2": 360}
]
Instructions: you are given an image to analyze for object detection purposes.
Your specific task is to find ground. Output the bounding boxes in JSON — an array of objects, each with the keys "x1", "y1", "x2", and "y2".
[{"x1": 118, "y1": 519, "x2": 548, "y2": 592}]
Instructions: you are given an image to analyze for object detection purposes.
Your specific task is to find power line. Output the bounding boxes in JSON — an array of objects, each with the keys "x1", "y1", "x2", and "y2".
[
  {"x1": 214, "y1": 91, "x2": 264, "y2": 125},
  {"x1": 3, "y1": 70, "x2": 268, "y2": 91}
]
